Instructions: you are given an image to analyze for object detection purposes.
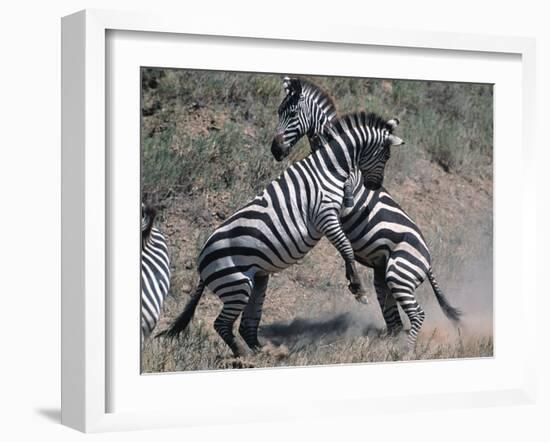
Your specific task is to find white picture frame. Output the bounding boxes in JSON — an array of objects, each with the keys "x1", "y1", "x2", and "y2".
[{"x1": 61, "y1": 9, "x2": 537, "y2": 433}]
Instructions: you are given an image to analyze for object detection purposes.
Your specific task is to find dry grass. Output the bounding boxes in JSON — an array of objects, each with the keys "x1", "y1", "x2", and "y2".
[{"x1": 143, "y1": 311, "x2": 493, "y2": 372}]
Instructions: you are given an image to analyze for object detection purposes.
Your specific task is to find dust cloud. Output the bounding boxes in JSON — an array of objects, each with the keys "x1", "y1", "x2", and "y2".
[{"x1": 259, "y1": 254, "x2": 493, "y2": 353}]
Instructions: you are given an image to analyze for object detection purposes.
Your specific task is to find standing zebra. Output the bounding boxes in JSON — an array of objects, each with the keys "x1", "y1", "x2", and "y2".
[
  {"x1": 270, "y1": 76, "x2": 461, "y2": 347},
  {"x1": 141, "y1": 203, "x2": 171, "y2": 345},
  {"x1": 161, "y1": 112, "x2": 404, "y2": 357}
]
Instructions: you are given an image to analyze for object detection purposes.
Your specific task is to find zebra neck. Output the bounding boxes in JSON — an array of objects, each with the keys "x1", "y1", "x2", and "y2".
[
  {"x1": 306, "y1": 111, "x2": 336, "y2": 154},
  {"x1": 306, "y1": 124, "x2": 316, "y2": 141},
  {"x1": 306, "y1": 116, "x2": 330, "y2": 152},
  {"x1": 301, "y1": 99, "x2": 316, "y2": 139},
  {"x1": 311, "y1": 145, "x2": 353, "y2": 186},
  {"x1": 304, "y1": 92, "x2": 333, "y2": 140},
  {"x1": 327, "y1": 116, "x2": 388, "y2": 175}
]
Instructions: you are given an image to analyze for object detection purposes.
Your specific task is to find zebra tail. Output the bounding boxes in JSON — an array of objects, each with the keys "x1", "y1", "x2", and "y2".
[
  {"x1": 427, "y1": 268, "x2": 462, "y2": 322},
  {"x1": 156, "y1": 279, "x2": 206, "y2": 339}
]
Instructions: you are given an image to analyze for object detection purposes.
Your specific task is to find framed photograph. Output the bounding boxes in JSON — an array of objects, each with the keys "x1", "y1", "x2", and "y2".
[{"x1": 61, "y1": 9, "x2": 537, "y2": 433}]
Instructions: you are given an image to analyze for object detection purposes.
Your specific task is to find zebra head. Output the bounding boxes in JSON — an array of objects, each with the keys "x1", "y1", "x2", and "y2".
[
  {"x1": 141, "y1": 203, "x2": 157, "y2": 244},
  {"x1": 325, "y1": 114, "x2": 404, "y2": 190},
  {"x1": 271, "y1": 76, "x2": 304, "y2": 161},
  {"x1": 272, "y1": 76, "x2": 338, "y2": 161},
  {"x1": 358, "y1": 116, "x2": 403, "y2": 190}
]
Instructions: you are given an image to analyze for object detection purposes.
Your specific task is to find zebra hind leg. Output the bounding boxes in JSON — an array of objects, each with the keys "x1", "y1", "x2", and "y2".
[
  {"x1": 386, "y1": 280, "x2": 425, "y2": 349},
  {"x1": 238, "y1": 274, "x2": 269, "y2": 352},
  {"x1": 373, "y1": 269, "x2": 403, "y2": 336},
  {"x1": 213, "y1": 277, "x2": 254, "y2": 358}
]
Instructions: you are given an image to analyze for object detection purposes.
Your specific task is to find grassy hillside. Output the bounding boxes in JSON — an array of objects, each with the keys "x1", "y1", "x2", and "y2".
[{"x1": 140, "y1": 68, "x2": 493, "y2": 372}]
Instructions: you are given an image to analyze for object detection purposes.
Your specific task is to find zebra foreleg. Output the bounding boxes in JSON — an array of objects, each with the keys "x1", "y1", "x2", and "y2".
[
  {"x1": 213, "y1": 278, "x2": 253, "y2": 357},
  {"x1": 238, "y1": 274, "x2": 270, "y2": 351},
  {"x1": 341, "y1": 178, "x2": 355, "y2": 217},
  {"x1": 345, "y1": 261, "x2": 368, "y2": 303},
  {"x1": 373, "y1": 269, "x2": 403, "y2": 335},
  {"x1": 319, "y1": 211, "x2": 368, "y2": 304}
]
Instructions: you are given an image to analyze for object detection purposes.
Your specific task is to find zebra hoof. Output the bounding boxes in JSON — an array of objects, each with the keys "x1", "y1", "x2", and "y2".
[
  {"x1": 220, "y1": 357, "x2": 256, "y2": 369},
  {"x1": 385, "y1": 326, "x2": 403, "y2": 337},
  {"x1": 348, "y1": 282, "x2": 365, "y2": 296},
  {"x1": 356, "y1": 294, "x2": 369, "y2": 305},
  {"x1": 231, "y1": 341, "x2": 254, "y2": 358},
  {"x1": 260, "y1": 342, "x2": 290, "y2": 359}
]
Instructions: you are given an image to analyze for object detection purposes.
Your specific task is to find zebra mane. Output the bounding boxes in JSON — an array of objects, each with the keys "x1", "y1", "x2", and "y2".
[
  {"x1": 283, "y1": 76, "x2": 337, "y2": 120},
  {"x1": 327, "y1": 112, "x2": 395, "y2": 139},
  {"x1": 299, "y1": 77, "x2": 338, "y2": 121},
  {"x1": 142, "y1": 205, "x2": 157, "y2": 244}
]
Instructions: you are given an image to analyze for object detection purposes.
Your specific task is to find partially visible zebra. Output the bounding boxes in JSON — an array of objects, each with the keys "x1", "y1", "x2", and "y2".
[
  {"x1": 160, "y1": 112, "x2": 405, "y2": 357},
  {"x1": 271, "y1": 76, "x2": 461, "y2": 347},
  {"x1": 141, "y1": 203, "x2": 171, "y2": 345}
]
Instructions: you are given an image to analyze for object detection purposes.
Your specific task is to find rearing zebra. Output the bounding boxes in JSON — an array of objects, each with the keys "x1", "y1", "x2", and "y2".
[
  {"x1": 141, "y1": 204, "x2": 171, "y2": 345},
  {"x1": 271, "y1": 76, "x2": 461, "y2": 347},
  {"x1": 160, "y1": 112, "x2": 404, "y2": 357}
]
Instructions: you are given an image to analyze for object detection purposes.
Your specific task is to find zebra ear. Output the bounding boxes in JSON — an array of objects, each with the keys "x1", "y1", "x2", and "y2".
[
  {"x1": 388, "y1": 135, "x2": 404, "y2": 146},
  {"x1": 283, "y1": 76, "x2": 292, "y2": 95},
  {"x1": 283, "y1": 76, "x2": 302, "y2": 96},
  {"x1": 387, "y1": 118, "x2": 400, "y2": 130}
]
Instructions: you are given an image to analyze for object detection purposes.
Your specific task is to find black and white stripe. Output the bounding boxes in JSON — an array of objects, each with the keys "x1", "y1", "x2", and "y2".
[
  {"x1": 271, "y1": 76, "x2": 337, "y2": 161},
  {"x1": 161, "y1": 112, "x2": 404, "y2": 357},
  {"x1": 141, "y1": 204, "x2": 171, "y2": 344},
  {"x1": 271, "y1": 77, "x2": 461, "y2": 347}
]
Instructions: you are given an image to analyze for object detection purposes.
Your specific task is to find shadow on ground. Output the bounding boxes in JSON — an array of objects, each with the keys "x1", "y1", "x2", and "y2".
[{"x1": 259, "y1": 311, "x2": 383, "y2": 352}]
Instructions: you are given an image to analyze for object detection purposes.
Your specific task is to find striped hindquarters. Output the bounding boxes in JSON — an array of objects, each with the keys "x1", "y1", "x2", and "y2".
[
  {"x1": 342, "y1": 185, "x2": 432, "y2": 276},
  {"x1": 141, "y1": 227, "x2": 171, "y2": 340}
]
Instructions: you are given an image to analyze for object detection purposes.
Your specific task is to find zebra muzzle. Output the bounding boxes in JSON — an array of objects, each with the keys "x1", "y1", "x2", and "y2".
[
  {"x1": 271, "y1": 132, "x2": 291, "y2": 161},
  {"x1": 271, "y1": 141, "x2": 288, "y2": 162}
]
